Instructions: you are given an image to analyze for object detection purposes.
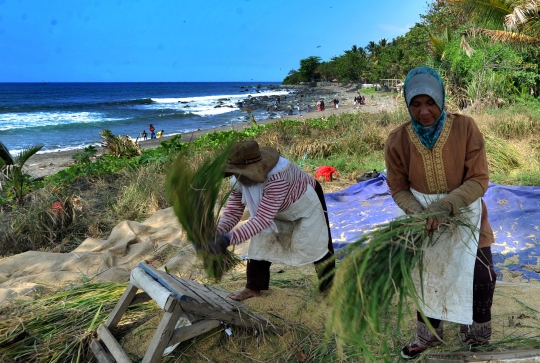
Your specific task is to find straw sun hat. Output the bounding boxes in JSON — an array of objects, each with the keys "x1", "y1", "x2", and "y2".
[{"x1": 224, "y1": 140, "x2": 280, "y2": 183}]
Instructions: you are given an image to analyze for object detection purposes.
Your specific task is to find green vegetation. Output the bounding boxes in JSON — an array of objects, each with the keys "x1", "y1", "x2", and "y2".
[
  {"x1": 283, "y1": 0, "x2": 540, "y2": 111},
  {"x1": 0, "y1": 141, "x2": 43, "y2": 206},
  {"x1": 71, "y1": 145, "x2": 97, "y2": 164},
  {"x1": 2, "y1": 104, "x2": 539, "y2": 257},
  {"x1": 99, "y1": 129, "x2": 141, "y2": 158}
]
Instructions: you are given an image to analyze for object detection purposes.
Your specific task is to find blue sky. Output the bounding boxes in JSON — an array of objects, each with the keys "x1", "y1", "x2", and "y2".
[{"x1": 0, "y1": 0, "x2": 428, "y2": 82}]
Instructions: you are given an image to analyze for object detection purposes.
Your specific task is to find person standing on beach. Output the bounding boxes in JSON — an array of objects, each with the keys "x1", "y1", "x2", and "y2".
[
  {"x1": 317, "y1": 100, "x2": 321, "y2": 112},
  {"x1": 296, "y1": 101, "x2": 300, "y2": 115},
  {"x1": 142, "y1": 130, "x2": 148, "y2": 140},
  {"x1": 149, "y1": 124, "x2": 156, "y2": 139},
  {"x1": 212, "y1": 140, "x2": 335, "y2": 301}
]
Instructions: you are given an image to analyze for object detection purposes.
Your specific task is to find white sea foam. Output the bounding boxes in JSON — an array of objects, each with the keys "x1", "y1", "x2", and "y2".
[
  {"x1": 151, "y1": 90, "x2": 289, "y2": 103},
  {"x1": 148, "y1": 90, "x2": 290, "y2": 117},
  {"x1": 0, "y1": 112, "x2": 120, "y2": 130}
]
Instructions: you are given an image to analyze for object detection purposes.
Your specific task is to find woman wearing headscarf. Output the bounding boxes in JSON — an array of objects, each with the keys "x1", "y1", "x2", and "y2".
[
  {"x1": 385, "y1": 66, "x2": 496, "y2": 360},
  {"x1": 210, "y1": 140, "x2": 335, "y2": 301}
]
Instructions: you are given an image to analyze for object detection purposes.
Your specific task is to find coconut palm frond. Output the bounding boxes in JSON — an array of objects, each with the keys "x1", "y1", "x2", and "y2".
[
  {"x1": 462, "y1": 26, "x2": 540, "y2": 44},
  {"x1": 0, "y1": 141, "x2": 14, "y2": 165},
  {"x1": 505, "y1": 0, "x2": 539, "y2": 31},
  {"x1": 13, "y1": 143, "x2": 43, "y2": 167},
  {"x1": 461, "y1": 35, "x2": 476, "y2": 57},
  {"x1": 428, "y1": 33, "x2": 448, "y2": 60},
  {"x1": 450, "y1": 0, "x2": 514, "y2": 27},
  {"x1": 523, "y1": 15, "x2": 540, "y2": 37},
  {"x1": 481, "y1": 28, "x2": 540, "y2": 43}
]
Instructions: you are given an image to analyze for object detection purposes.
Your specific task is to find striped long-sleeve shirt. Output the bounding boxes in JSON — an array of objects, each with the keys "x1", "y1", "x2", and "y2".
[{"x1": 216, "y1": 161, "x2": 317, "y2": 245}]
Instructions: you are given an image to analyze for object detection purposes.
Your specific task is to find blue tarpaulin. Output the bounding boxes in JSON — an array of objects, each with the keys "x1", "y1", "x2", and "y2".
[{"x1": 325, "y1": 174, "x2": 540, "y2": 281}]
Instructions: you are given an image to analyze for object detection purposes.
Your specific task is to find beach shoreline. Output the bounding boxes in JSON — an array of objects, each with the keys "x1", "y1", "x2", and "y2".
[{"x1": 25, "y1": 92, "x2": 400, "y2": 178}]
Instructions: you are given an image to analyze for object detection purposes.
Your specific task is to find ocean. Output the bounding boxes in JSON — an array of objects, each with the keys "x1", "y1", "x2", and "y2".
[{"x1": 0, "y1": 82, "x2": 288, "y2": 155}]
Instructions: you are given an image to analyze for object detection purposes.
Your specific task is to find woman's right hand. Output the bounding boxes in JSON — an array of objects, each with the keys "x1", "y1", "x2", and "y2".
[
  {"x1": 424, "y1": 202, "x2": 451, "y2": 233},
  {"x1": 425, "y1": 215, "x2": 439, "y2": 233}
]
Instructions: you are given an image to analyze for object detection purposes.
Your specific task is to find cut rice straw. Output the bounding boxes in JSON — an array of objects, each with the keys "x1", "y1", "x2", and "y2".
[
  {"x1": 326, "y1": 213, "x2": 474, "y2": 360},
  {"x1": 0, "y1": 282, "x2": 157, "y2": 363},
  {"x1": 166, "y1": 142, "x2": 241, "y2": 281}
]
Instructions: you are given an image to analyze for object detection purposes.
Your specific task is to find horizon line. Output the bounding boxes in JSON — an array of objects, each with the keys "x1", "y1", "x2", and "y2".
[{"x1": 0, "y1": 81, "x2": 283, "y2": 84}]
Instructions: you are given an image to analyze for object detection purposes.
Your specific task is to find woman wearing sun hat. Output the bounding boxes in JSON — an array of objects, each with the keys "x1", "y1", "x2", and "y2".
[
  {"x1": 385, "y1": 66, "x2": 496, "y2": 359},
  {"x1": 211, "y1": 139, "x2": 335, "y2": 301}
]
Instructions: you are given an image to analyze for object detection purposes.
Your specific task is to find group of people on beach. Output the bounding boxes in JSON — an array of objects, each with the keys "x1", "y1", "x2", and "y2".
[
  {"x1": 354, "y1": 93, "x2": 365, "y2": 106},
  {"x1": 139, "y1": 124, "x2": 164, "y2": 140},
  {"x1": 208, "y1": 66, "x2": 495, "y2": 361},
  {"x1": 316, "y1": 99, "x2": 326, "y2": 111}
]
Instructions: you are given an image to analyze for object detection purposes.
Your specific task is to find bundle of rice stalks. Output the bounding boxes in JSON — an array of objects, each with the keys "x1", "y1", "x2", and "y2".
[
  {"x1": 327, "y1": 215, "x2": 440, "y2": 360},
  {"x1": 166, "y1": 143, "x2": 241, "y2": 281},
  {"x1": 0, "y1": 282, "x2": 157, "y2": 363}
]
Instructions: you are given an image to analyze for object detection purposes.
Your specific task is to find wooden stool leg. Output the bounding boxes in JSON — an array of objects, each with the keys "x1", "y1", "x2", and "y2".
[
  {"x1": 142, "y1": 302, "x2": 185, "y2": 363},
  {"x1": 106, "y1": 283, "x2": 139, "y2": 330}
]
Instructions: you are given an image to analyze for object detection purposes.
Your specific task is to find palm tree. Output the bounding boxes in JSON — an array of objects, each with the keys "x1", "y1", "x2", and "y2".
[
  {"x1": 450, "y1": 0, "x2": 540, "y2": 43},
  {"x1": 0, "y1": 141, "x2": 43, "y2": 205},
  {"x1": 365, "y1": 41, "x2": 378, "y2": 54}
]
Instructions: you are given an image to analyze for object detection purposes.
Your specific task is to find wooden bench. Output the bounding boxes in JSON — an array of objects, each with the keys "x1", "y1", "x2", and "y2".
[{"x1": 91, "y1": 262, "x2": 283, "y2": 363}]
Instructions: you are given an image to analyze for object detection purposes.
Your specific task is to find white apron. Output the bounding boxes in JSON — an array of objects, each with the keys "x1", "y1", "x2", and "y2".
[
  {"x1": 248, "y1": 185, "x2": 329, "y2": 266},
  {"x1": 406, "y1": 189, "x2": 482, "y2": 325}
]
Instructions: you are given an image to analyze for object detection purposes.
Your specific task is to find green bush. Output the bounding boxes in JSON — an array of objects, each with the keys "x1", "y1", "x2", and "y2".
[{"x1": 72, "y1": 145, "x2": 97, "y2": 164}]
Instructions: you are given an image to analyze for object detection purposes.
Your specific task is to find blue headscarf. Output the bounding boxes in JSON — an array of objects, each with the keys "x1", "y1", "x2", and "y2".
[{"x1": 403, "y1": 66, "x2": 446, "y2": 149}]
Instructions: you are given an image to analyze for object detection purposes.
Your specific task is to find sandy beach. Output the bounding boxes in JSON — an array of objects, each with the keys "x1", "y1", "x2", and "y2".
[{"x1": 25, "y1": 92, "x2": 400, "y2": 178}]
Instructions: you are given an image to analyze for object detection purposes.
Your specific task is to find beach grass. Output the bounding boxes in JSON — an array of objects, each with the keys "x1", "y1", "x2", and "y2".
[{"x1": 3, "y1": 103, "x2": 540, "y2": 255}]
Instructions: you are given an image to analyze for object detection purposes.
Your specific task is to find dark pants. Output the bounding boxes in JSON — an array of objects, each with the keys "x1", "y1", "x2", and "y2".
[
  {"x1": 416, "y1": 246, "x2": 496, "y2": 346},
  {"x1": 245, "y1": 181, "x2": 335, "y2": 292}
]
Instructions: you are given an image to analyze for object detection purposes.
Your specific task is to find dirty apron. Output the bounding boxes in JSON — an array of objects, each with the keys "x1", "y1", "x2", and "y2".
[
  {"x1": 247, "y1": 185, "x2": 329, "y2": 266},
  {"x1": 407, "y1": 189, "x2": 482, "y2": 325}
]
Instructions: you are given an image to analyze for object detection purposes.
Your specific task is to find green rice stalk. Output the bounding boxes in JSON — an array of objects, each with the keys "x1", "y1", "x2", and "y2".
[
  {"x1": 327, "y1": 214, "x2": 471, "y2": 361},
  {"x1": 166, "y1": 143, "x2": 241, "y2": 281},
  {"x1": 0, "y1": 282, "x2": 157, "y2": 363}
]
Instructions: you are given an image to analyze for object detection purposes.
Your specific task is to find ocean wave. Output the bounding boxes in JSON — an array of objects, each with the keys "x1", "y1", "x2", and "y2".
[
  {"x1": 101, "y1": 98, "x2": 155, "y2": 107},
  {"x1": 0, "y1": 112, "x2": 122, "y2": 130},
  {"x1": 144, "y1": 89, "x2": 290, "y2": 116},
  {"x1": 151, "y1": 89, "x2": 289, "y2": 104},
  {"x1": 0, "y1": 98, "x2": 156, "y2": 113}
]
